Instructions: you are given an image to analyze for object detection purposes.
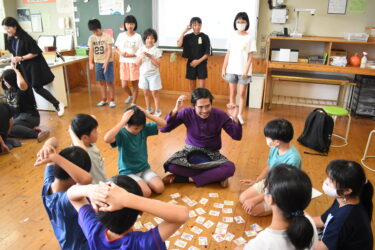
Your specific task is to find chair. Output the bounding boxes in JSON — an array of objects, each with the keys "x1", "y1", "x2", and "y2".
[
  {"x1": 322, "y1": 106, "x2": 351, "y2": 147},
  {"x1": 361, "y1": 129, "x2": 375, "y2": 172}
]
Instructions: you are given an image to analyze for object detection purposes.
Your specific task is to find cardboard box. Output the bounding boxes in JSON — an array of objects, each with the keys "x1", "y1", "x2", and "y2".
[{"x1": 271, "y1": 49, "x2": 299, "y2": 62}]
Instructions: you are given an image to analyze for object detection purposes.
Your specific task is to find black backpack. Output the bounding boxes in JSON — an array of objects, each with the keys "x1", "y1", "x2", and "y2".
[{"x1": 297, "y1": 108, "x2": 334, "y2": 154}]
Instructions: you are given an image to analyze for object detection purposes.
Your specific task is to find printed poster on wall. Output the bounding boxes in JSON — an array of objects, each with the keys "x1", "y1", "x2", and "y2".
[
  {"x1": 98, "y1": 0, "x2": 124, "y2": 15},
  {"x1": 17, "y1": 9, "x2": 32, "y2": 32}
]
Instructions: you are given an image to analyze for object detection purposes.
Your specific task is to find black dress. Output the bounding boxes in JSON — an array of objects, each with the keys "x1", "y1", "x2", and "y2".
[{"x1": 7, "y1": 32, "x2": 54, "y2": 88}]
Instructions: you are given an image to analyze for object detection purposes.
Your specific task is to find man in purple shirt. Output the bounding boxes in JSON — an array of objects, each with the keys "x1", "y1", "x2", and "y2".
[{"x1": 161, "y1": 88, "x2": 242, "y2": 187}]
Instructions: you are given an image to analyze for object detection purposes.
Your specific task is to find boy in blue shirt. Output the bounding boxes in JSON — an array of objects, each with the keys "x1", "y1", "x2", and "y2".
[
  {"x1": 67, "y1": 175, "x2": 189, "y2": 250},
  {"x1": 239, "y1": 118, "x2": 301, "y2": 217},
  {"x1": 35, "y1": 137, "x2": 92, "y2": 249},
  {"x1": 104, "y1": 105, "x2": 166, "y2": 197}
]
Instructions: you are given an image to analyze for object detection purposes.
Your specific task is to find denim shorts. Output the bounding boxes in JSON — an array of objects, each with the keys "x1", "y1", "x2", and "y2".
[
  {"x1": 224, "y1": 73, "x2": 252, "y2": 84},
  {"x1": 95, "y1": 61, "x2": 114, "y2": 83}
]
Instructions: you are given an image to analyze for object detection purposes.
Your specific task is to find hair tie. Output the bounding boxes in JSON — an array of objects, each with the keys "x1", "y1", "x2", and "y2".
[{"x1": 290, "y1": 210, "x2": 304, "y2": 217}]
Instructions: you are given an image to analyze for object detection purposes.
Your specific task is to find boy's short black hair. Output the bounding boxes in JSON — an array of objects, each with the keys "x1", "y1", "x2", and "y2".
[
  {"x1": 97, "y1": 175, "x2": 143, "y2": 234},
  {"x1": 191, "y1": 88, "x2": 214, "y2": 106},
  {"x1": 71, "y1": 114, "x2": 98, "y2": 139},
  {"x1": 233, "y1": 12, "x2": 250, "y2": 31},
  {"x1": 88, "y1": 19, "x2": 101, "y2": 31},
  {"x1": 125, "y1": 106, "x2": 146, "y2": 126},
  {"x1": 142, "y1": 28, "x2": 158, "y2": 43},
  {"x1": 124, "y1": 15, "x2": 137, "y2": 31},
  {"x1": 53, "y1": 146, "x2": 91, "y2": 180},
  {"x1": 264, "y1": 118, "x2": 294, "y2": 143},
  {"x1": 190, "y1": 17, "x2": 202, "y2": 25}
]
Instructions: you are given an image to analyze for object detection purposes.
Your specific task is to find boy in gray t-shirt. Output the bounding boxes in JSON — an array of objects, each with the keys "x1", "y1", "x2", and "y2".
[{"x1": 69, "y1": 114, "x2": 106, "y2": 184}]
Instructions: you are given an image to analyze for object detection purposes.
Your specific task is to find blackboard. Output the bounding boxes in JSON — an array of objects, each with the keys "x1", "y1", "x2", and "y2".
[{"x1": 74, "y1": 0, "x2": 152, "y2": 45}]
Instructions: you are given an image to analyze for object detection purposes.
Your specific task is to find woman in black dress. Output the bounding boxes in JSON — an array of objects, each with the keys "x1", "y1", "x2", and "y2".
[
  {"x1": 1, "y1": 66, "x2": 50, "y2": 142},
  {"x1": 2, "y1": 17, "x2": 64, "y2": 116}
]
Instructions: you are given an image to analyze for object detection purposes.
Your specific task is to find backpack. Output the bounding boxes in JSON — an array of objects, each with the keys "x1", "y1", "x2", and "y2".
[{"x1": 297, "y1": 108, "x2": 334, "y2": 154}]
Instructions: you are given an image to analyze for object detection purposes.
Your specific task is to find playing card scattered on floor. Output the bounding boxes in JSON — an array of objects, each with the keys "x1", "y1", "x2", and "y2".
[
  {"x1": 212, "y1": 233, "x2": 225, "y2": 242},
  {"x1": 209, "y1": 210, "x2": 220, "y2": 216},
  {"x1": 245, "y1": 229, "x2": 257, "y2": 237},
  {"x1": 195, "y1": 208, "x2": 206, "y2": 215},
  {"x1": 225, "y1": 232, "x2": 235, "y2": 241},
  {"x1": 189, "y1": 210, "x2": 197, "y2": 218},
  {"x1": 191, "y1": 226, "x2": 203, "y2": 234},
  {"x1": 199, "y1": 198, "x2": 208, "y2": 205},
  {"x1": 187, "y1": 246, "x2": 200, "y2": 250},
  {"x1": 203, "y1": 220, "x2": 215, "y2": 229},
  {"x1": 170, "y1": 193, "x2": 181, "y2": 199},
  {"x1": 224, "y1": 200, "x2": 234, "y2": 206},
  {"x1": 234, "y1": 216, "x2": 245, "y2": 224},
  {"x1": 154, "y1": 217, "x2": 163, "y2": 224},
  {"x1": 234, "y1": 237, "x2": 247, "y2": 246},
  {"x1": 168, "y1": 200, "x2": 178, "y2": 204},
  {"x1": 171, "y1": 230, "x2": 181, "y2": 237},
  {"x1": 144, "y1": 222, "x2": 155, "y2": 230},
  {"x1": 195, "y1": 216, "x2": 206, "y2": 224},
  {"x1": 223, "y1": 217, "x2": 233, "y2": 223},
  {"x1": 214, "y1": 227, "x2": 227, "y2": 235},
  {"x1": 208, "y1": 193, "x2": 219, "y2": 198},
  {"x1": 181, "y1": 232, "x2": 194, "y2": 241},
  {"x1": 250, "y1": 223, "x2": 263, "y2": 232},
  {"x1": 222, "y1": 208, "x2": 233, "y2": 214},
  {"x1": 133, "y1": 221, "x2": 143, "y2": 230},
  {"x1": 174, "y1": 239, "x2": 187, "y2": 248},
  {"x1": 165, "y1": 240, "x2": 170, "y2": 248},
  {"x1": 213, "y1": 203, "x2": 224, "y2": 209},
  {"x1": 198, "y1": 237, "x2": 208, "y2": 246},
  {"x1": 216, "y1": 222, "x2": 229, "y2": 229}
]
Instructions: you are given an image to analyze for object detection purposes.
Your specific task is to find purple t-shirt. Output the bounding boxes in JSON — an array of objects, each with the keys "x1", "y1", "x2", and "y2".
[
  {"x1": 160, "y1": 107, "x2": 242, "y2": 151},
  {"x1": 78, "y1": 205, "x2": 167, "y2": 250}
]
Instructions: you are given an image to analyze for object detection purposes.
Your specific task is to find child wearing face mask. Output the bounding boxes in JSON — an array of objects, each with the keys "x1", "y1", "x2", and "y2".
[
  {"x1": 239, "y1": 118, "x2": 301, "y2": 217},
  {"x1": 312, "y1": 160, "x2": 373, "y2": 250},
  {"x1": 222, "y1": 12, "x2": 256, "y2": 125}
]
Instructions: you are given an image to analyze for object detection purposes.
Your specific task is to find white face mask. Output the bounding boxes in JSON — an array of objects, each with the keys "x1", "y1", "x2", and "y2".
[
  {"x1": 322, "y1": 178, "x2": 339, "y2": 198},
  {"x1": 236, "y1": 23, "x2": 246, "y2": 31},
  {"x1": 266, "y1": 138, "x2": 276, "y2": 148}
]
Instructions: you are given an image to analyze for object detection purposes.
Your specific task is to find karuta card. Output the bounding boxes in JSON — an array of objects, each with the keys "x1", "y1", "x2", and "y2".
[
  {"x1": 216, "y1": 222, "x2": 229, "y2": 229},
  {"x1": 198, "y1": 237, "x2": 208, "y2": 246},
  {"x1": 234, "y1": 216, "x2": 245, "y2": 224},
  {"x1": 187, "y1": 200, "x2": 198, "y2": 207},
  {"x1": 224, "y1": 200, "x2": 234, "y2": 206},
  {"x1": 213, "y1": 202, "x2": 224, "y2": 209},
  {"x1": 209, "y1": 210, "x2": 220, "y2": 216},
  {"x1": 154, "y1": 217, "x2": 164, "y2": 224},
  {"x1": 222, "y1": 208, "x2": 233, "y2": 214},
  {"x1": 189, "y1": 210, "x2": 197, "y2": 218},
  {"x1": 168, "y1": 199, "x2": 178, "y2": 204},
  {"x1": 187, "y1": 247, "x2": 200, "y2": 250},
  {"x1": 171, "y1": 230, "x2": 181, "y2": 237},
  {"x1": 143, "y1": 222, "x2": 155, "y2": 230},
  {"x1": 225, "y1": 232, "x2": 235, "y2": 241},
  {"x1": 174, "y1": 239, "x2": 187, "y2": 248},
  {"x1": 165, "y1": 240, "x2": 170, "y2": 249},
  {"x1": 133, "y1": 221, "x2": 143, "y2": 230},
  {"x1": 251, "y1": 223, "x2": 263, "y2": 232},
  {"x1": 233, "y1": 237, "x2": 247, "y2": 246},
  {"x1": 208, "y1": 192, "x2": 219, "y2": 198},
  {"x1": 195, "y1": 216, "x2": 206, "y2": 224},
  {"x1": 212, "y1": 233, "x2": 225, "y2": 242},
  {"x1": 245, "y1": 229, "x2": 257, "y2": 237},
  {"x1": 181, "y1": 232, "x2": 194, "y2": 241},
  {"x1": 170, "y1": 193, "x2": 181, "y2": 199},
  {"x1": 203, "y1": 220, "x2": 215, "y2": 229},
  {"x1": 199, "y1": 198, "x2": 208, "y2": 205},
  {"x1": 191, "y1": 226, "x2": 203, "y2": 234},
  {"x1": 195, "y1": 207, "x2": 206, "y2": 215},
  {"x1": 223, "y1": 217, "x2": 234, "y2": 223},
  {"x1": 214, "y1": 227, "x2": 227, "y2": 235}
]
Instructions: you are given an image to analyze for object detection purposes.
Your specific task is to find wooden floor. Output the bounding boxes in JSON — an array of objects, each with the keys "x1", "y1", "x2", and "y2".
[{"x1": 0, "y1": 85, "x2": 374, "y2": 250}]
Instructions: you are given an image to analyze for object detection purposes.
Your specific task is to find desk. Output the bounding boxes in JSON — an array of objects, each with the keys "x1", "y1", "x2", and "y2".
[{"x1": 264, "y1": 36, "x2": 375, "y2": 110}]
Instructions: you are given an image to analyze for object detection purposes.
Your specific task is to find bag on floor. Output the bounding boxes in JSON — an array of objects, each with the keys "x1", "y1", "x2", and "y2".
[{"x1": 297, "y1": 108, "x2": 334, "y2": 154}]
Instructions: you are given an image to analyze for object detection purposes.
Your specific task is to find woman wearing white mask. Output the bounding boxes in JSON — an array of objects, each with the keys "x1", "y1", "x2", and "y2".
[
  {"x1": 313, "y1": 160, "x2": 373, "y2": 250},
  {"x1": 222, "y1": 12, "x2": 256, "y2": 125}
]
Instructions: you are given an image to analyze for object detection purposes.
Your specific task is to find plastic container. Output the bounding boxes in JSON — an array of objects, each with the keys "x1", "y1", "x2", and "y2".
[
  {"x1": 308, "y1": 56, "x2": 324, "y2": 65},
  {"x1": 360, "y1": 52, "x2": 368, "y2": 68},
  {"x1": 344, "y1": 33, "x2": 369, "y2": 42},
  {"x1": 75, "y1": 48, "x2": 89, "y2": 55}
]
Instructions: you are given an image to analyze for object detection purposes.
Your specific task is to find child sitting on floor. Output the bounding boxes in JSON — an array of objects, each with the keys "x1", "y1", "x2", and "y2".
[{"x1": 239, "y1": 118, "x2": 301, "y2": 216}]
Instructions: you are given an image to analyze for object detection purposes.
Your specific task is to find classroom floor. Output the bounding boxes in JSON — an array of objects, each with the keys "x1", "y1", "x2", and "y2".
[{"x1": 0, "y1": 85, "x2": 374, "y2": 249}]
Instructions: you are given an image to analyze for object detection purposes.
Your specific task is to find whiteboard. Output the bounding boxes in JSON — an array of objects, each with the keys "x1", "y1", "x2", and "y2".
[{"x1": 153, "y1": 0, "x2": 259, "y2": 50}]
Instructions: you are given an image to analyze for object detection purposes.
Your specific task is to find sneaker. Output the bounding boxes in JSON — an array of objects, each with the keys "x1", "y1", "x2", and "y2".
[
  {"x1": 146, "y1": 107, "x2": 153, "y2": 114},
  {"x1": 154, "y1": 109, "x2": 162, "y2": 117},
  {"x1": 57, "y1": 103, "x2": 65, "y2": 117},
  {"x1": 237, "y1": 115, "x2": 245, "y2": 125},
  {"x1": 37, "y1": 130, "x2": 50, "y2": 143},
  {"x1": 220, "y1": 178, "x2": 229, "y2": 188},
  {"x1": 109, "y1": 101, "x2": 116, "y2": 108},
  {"x1": 124, "y1": 96, "x2": 133, "y2": 104},
  {"x1": 96, "y1": 101, "x2": 107, "y2": 107},
  {"x1": 130, "y1": 103, "x2": 136, "y2": 107}
]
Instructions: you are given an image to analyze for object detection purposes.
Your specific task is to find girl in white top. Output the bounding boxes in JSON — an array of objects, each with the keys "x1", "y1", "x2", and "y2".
[
  {"x1": 222, "y1": 12, "x2": 256, "y2": 125},
  {"x1": 136, "y1": 29, "x2": 163, "y2": 117},
  {"x1": 236, "y1": 164, "x2": 318, "y2": 250},
  {"x1": 115, "y1": 15, "x2": 143, "y2": 106}
]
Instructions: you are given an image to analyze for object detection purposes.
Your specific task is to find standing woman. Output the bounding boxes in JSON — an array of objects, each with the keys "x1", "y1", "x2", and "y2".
[
  {"x1": 2, "y1": 17, "x2": 64, "y2": 116},
  {"x1": 313, "y1": 160, "x2": 373, "y2": 250},
  {"x1": 222, "y1": 12, "x2": 256, "y2": 125}
]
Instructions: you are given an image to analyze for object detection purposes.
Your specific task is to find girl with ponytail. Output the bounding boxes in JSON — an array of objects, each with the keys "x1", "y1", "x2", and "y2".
[
  {"x1": 313, "y1": 160, "x2": 373, "y2": 250},
  {"x1": 236, "y1": 164, "x2": 318, "y2": 250}
]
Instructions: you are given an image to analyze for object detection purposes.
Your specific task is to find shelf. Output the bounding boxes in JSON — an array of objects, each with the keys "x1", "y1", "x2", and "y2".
[
  {"x1": 268, "y1": 61, "x2": 375, "y2": 76},
  {"x1": 269, "y1": 36, "x2": 375, "y2": 45}
]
